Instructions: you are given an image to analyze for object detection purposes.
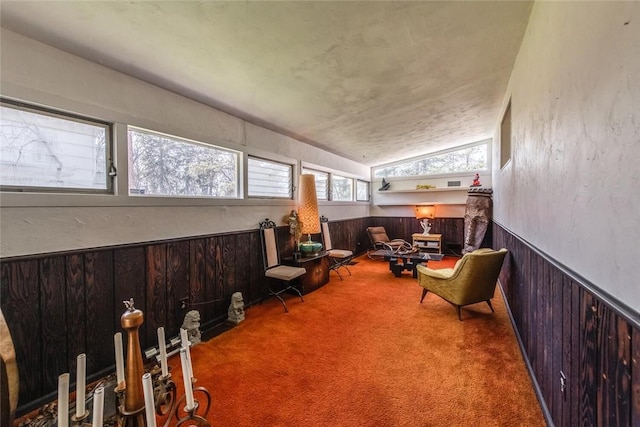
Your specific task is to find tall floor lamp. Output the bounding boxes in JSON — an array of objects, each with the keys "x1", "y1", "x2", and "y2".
[{"x1": 297, "y1": 174, "x2": 322, "y2": 256}]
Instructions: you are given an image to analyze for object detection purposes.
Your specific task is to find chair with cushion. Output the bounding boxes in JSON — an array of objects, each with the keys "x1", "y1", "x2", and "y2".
[
  {"x1": 320, "y1": 217, "x2": 353, "y2": 280},
  {"x1": 260, "y1": 219, "x2": 306, "y2": 313},
  {"x1": 416, "y1": 248, "x2": 508, "y2": 320},
  {"x1": 366, "y1": 226, "x2": 413, "y2": 257}
]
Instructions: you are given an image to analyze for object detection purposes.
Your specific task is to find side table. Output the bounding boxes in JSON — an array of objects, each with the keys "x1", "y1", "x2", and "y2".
[
  {"x1": 283, "y1": 251, "x2": 330, "y2": 295},
  {"x1": 412, "y1": 233, "x2": 442, "y2": 255}
]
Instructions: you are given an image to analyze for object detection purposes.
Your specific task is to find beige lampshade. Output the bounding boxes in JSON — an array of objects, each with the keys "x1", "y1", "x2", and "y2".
[
  {"x1": 415, "y1": 205, "x2": 436, "y2": 219},
  {"x1": 298, "y1": 174, "x2": 321, "y2": 235}
]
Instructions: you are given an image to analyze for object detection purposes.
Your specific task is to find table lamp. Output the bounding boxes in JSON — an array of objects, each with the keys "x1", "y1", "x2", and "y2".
[
  {"x1": 298, "y1": 174, "x2": 323, "y2": 255},
  {"x1": 415, "y1": 205, "x2": 436, "y2": 235}
]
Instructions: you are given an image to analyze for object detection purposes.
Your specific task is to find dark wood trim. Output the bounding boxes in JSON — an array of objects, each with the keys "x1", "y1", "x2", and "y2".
[{"x1": 494, "y1": 222, "x2": 638, "y2": 427}]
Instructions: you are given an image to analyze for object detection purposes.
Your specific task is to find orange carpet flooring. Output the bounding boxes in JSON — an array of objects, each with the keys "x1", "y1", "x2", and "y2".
[{"x1": 166, "y1": 254, "x2": 546, "y2": 427}]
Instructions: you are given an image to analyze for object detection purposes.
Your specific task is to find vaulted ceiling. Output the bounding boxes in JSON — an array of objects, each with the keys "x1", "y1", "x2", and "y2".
[{"x1": 0, "y1": 1, "x2": 533, "y2": 166}]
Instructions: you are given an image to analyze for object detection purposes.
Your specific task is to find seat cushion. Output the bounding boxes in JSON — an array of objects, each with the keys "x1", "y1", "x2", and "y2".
[
  {"x1": 266, "y1": 265, "x2": 306, "y2": 281},
  {"x1": 328, "y1": 249, "x2": 353, "y2": 258}
]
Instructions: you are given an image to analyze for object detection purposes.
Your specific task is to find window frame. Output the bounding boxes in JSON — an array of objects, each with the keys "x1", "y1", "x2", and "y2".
[
  {"x1": 247, "y1": 155, "x2": 294, "y2": 199},
  {"x1": 301, "y1": 167, "x2": 329, "y2": 201},
  {"x1": 127, "y1": 126, "x2": 241, "y2": 199},
  {"x1": 372, "y1": 140, "x2": 490, "y2": 179},
  {"x1": 356, "y1": 180, "x2": 370, "y2": 202},
  {"x1": 500, "y1": 100, "x2": 512, "y2": 169},
  {"x1": 0, "y1": 97, "x2": 114, "y2": 194},
  {"x1": 330, "y1": 174, "x2": 354, "y2": 202}
]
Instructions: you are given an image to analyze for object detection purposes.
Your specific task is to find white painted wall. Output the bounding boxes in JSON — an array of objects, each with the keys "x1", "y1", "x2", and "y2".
[
  {"x1": 493, "y1": 2, "x2": 640, "y2": 310},
  {"x1": 0, "y1": 29, "x2": 370, "y2": 257}
]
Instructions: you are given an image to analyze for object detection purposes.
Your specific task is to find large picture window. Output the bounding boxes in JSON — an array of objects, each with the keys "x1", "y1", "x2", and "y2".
[
  {"x1": 128, "y1": 127, "x2": 239, "y2": 197},
  {"x1": 0, "y1": 99, "x2": 111, "y2": 192},
  {"x1": 248, "y1": 157, "x2": 292, "y2": 198},
  {"x1": 373, "y1": 142, "x2": 488, "y2": 178}
]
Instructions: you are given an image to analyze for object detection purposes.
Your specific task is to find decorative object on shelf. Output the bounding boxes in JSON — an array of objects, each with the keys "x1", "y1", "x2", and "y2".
[
  {"x1": 378, "y1": 178, "x2": 390, "y2": 191},
  {"x1": 297, "y1": 174, "x2": 323, "y2": 256},
  {"x1": 415, "y1": 184, "x2": 436, "y2": 190},
  {"x1": 471, "y1": 173, "x2": 481, "y2": 187},
  {"x1": 415, "y1": 205, "x2": 436, "y2": 235},
  {"x1": 181, "y1": 310, "x2": 201, "y2": 345},
  {"x1": 227, "y1": 292, "x2": 245, "y2": 324},
  {"x1": 463, "y1": 188, "x2": 493, "y2": 254}
]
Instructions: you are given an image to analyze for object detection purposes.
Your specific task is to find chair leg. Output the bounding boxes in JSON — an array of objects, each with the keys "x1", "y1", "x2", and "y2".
[
  {"x1": 420, "y1": 288, "x2": 428, "y2": 303},
  {"x1": 456, "y1": 305, "x2": 462, "y2": 321},
  {"x1": 486, "y1": 299, "x2": 494, "y2": 313}
]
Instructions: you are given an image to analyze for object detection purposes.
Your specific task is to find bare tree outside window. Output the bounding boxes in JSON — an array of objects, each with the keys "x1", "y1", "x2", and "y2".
[
  {"x1": 128, "y1": 128, "x2": 238, "y2": 197},
  {"x1": 374, "y1": 143, "x2": 488, "y2": 178},
  {"x1": 0, "y1": 102, "x2": 109, "y2": 191}
]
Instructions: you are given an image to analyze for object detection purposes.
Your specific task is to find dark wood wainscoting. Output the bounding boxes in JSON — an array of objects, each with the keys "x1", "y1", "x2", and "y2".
[
  {"x1": 1, "y1": 215, "x2": 466, "y2": 415},
  {"x1": 493, "y1": 223, "x2": 640, "y2": 427}
]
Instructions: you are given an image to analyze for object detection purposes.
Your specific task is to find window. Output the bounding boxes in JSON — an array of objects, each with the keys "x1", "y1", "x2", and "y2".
[
  {"x1": 128, "y1": 127, "x2": 239, "y2": 197},
  {"x1": 356, "y1": 180, "x2": 370, "y2": 201},
  {"x1": 0, "y1": 99, "x2": 111, "y2": 192},
  {"x1": 500, "y1": 100, "x2": 511, "y2": 169},
  {"x1": 373, "y1": 142, "x2": 488, "y2": 178},
  {"x1": 301, "y1": 168, "x2": 328, "y2": 200},
  {"x1": 248, "y1": 157, "x2": 292, "y2": 198},
  {"x1": 331, "y1": 174, "x2": 353, "y2": 201}
]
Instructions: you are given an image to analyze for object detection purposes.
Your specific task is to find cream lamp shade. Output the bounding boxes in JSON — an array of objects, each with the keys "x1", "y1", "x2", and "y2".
[
  {"x1": 298, "y1": 174, "x2": 321, "y2": 234},
  {"x1": 298, "y1": 174, "x2": 322, "y2": 255}
]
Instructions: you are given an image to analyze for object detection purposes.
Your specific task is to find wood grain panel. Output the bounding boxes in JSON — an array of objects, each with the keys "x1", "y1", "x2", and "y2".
[
  {"x1": 234, "y1": 232, "x2": 251, "y2": 313},
  {"x1": 247, "y1": 230, "x2": 262, "y2": 304},
  {"x1": 113, "y1": 247, "x2": 147, "y2": 348},
  {"x1": 632, "y1": 328, "x2": 640, "y2": 425},
  {"x1": 84, "y1": 250, "x2": 114, "y2": 373},
  {"x1": 39, "y1": 257, "x2": 67, "y2": 394},
  {"x1": 145, "y1": 244, "x2": 167, "y2": 347},
  {"x1": 65, "y1": 255, "x2": 85, "y2": 381},
  {"x1": 205, "y1": 236, "x2": 219, "y2": 322},
  {"x1": 166, "y1": 241, "x2": 190, "y2": 339},
  {"x1": 189, "y1": 239, "x2": 207, "y2": 320},
  {"x1": 0, "y1": 260, "x2": 41, "y2": 405},
  {"x1": 221, "y1": 234, "x2": 237, "y2": 320},
  {"x1": 580, "y1": 289, "x2": 598, "y2": 426}
]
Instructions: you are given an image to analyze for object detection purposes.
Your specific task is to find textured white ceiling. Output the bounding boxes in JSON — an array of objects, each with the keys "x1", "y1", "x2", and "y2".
[{"x1": 0, "y1": 1, "x2": 532, "y2": 166}]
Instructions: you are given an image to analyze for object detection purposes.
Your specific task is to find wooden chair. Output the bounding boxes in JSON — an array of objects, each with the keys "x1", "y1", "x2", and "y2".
[
  {"x1": 260, "y1": 219, "x2": 306, "y2": 312},
  {"x1": 320, "y1": 217, "x2": 353, "y2": 280}
]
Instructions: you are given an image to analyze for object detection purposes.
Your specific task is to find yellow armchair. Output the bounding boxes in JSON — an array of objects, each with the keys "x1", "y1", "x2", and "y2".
[{"x1": 416, "y1": 248, "x2": 508, "y2": 320}]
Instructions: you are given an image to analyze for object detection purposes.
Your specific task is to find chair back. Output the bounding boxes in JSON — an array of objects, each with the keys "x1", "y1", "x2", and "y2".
[
  {"x1": 321, "y1": 221, "x2": 333, "y2": 251},
  {"x1": 453, "y1": 249, "x2": 508, "y2": 302},
  {"x1": 259, "y1": 219, "x2": 280, "y2": 270},
  {"x1": 367, "y1": 226, "x2": 390, "y2": 245}
]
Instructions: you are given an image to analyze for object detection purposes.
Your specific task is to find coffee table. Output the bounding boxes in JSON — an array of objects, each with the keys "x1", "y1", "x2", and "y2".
[{"x1": 369, "y1": 249, "x2": 444, "y2": 278}]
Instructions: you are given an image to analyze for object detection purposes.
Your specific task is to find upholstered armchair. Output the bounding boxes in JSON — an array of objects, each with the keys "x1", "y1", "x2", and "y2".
[{"x1": 416, "y1": 248, "x2": 508, "y2": 320}]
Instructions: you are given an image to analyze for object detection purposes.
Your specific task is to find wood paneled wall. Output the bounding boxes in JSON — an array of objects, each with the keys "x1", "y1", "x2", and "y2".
[
  {"x1": 1, "y1": 216, "x2": 466, "y2": 415},
  {"x1": 493, "y1": 223, "x2": 640, "y2": 427}
]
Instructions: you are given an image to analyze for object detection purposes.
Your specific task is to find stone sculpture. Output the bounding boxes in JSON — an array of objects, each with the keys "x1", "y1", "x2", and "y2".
[
  {"x1": 181, "y1": 310, "x2": 201, "y2": 344},
  {"x1": 463, "y1": 188, "x2": 493, "y2": 254},
  {"x1": 227, "y1": 292, "x2": 245, "y2": 325}
]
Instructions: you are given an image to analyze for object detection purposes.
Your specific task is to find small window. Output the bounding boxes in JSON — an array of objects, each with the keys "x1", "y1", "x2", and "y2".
[
  {"x1": 500, "y1": 100, "x2": 511, "y2": 169},
  {"x1": 128, "y1": 127, "x2": 239, "y2": 197},
  {"x1": 248, "y1": 157, "x2": 292, "y2": 198},
  {"x1": 331, "y1": 174, "x2": 353, "y2": 201},
  {"x1": 356, "y1": 180, "x2": 370, "y2": 201},
  {"x1": 0, "y1": 99, "x2": 111, "y2": 192},
  {"x1": 373, "y1": 141, "x2": 488, "y2": 178},
  {"x1": 301, "y1": 168, "x2": 329, "y2": 200}
]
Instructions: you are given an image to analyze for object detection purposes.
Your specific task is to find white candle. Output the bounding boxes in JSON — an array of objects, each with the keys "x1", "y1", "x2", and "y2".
[
  {"x1": 180, "y1": 348, "x2": 195, "y2": 411},
  {"x1": 75, "y1": 353, "x2": 86, "y2": 417},
  {"x1": 157, "y1": 327, "x2": 169, "y2": 377},
  {"x1": 114, "y1": 332, "x2": 125, "y2": 386},
  {"x1": 180, "y1": 328, "x2": 193, "y2": 380},
  {"x1": 58, "y1": 373, "x2": 70, "y2": 427},
  {"x1": 142, "y1": 372, "x2": 157, "y2": 427},
  {"x1": 91, "y1": 386, "x2": 104, "y2": 427}
]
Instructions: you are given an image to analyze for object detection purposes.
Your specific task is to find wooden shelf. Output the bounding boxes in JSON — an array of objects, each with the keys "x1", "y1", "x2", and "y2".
[{"x1": 377, "y1": 187, "x2": 471, "y2": 193}]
